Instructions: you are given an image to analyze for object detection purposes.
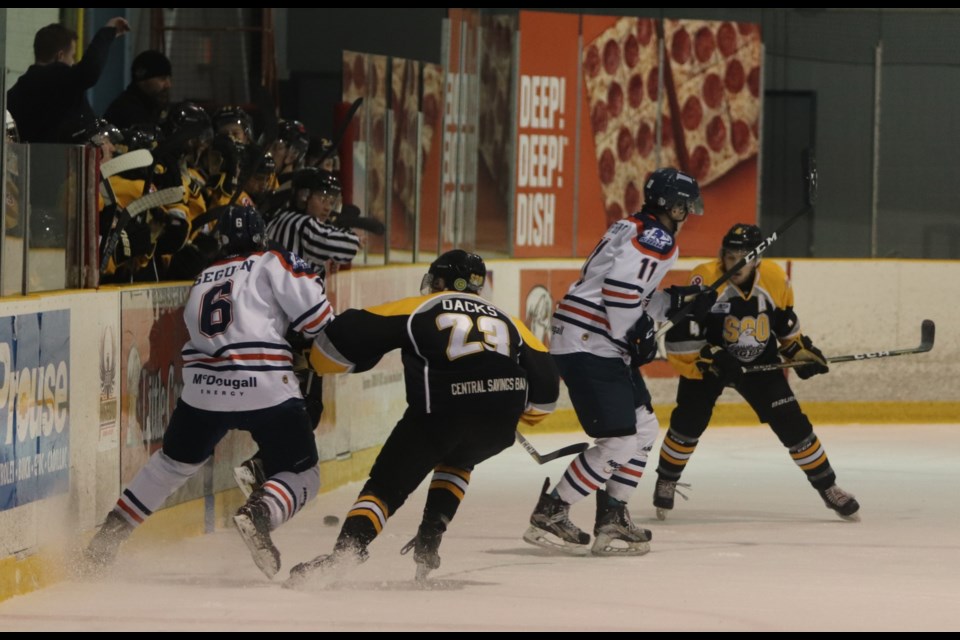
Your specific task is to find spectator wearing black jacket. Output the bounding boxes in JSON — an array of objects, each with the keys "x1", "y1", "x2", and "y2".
[
  {"x1": 103, "y1": 50, "x2": 173, "y2": 129},
  {"x1": 6, "y1": 17, "x2": 129, "y2": 143}
]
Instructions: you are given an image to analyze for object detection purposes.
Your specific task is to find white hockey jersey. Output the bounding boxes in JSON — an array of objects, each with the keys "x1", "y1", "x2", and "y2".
[
  {"x1": 550, "y1": 211, "x2": 678, "y2": 360},
  {"x1": 180, "y1": 249, "x2": 334, "y2": 411}
]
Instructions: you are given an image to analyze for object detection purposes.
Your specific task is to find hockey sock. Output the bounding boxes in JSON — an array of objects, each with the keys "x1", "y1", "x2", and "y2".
[
  {"x1": 258, "y1": 466, "x2": 320, "y2": 529},
  {"x1": 788, "y1": 433, "x2": 836, "y2": 489},
  {"x1": 423, "y1": 465, "x2": 471, "y2": 525},
  {"x1": 554, "y1": 435, "x2": 636, "y2": 504},
  {"x1": 116, "y1": 450, "x2": 204, "y2": 526},
  {"x1": 657, "y1": 429, "x2": 700, "y2": 480},
  {"x1": 337, "y1": 491, "x2": 391, "y2": 551}
]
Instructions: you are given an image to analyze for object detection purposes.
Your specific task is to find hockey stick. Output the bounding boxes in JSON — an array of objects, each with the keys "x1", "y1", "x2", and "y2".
[
  {"x1": 516, "y1": 431, "x2": 588, "y2": 465},
  {"x1": 101, "y1": 149, "x2": 153, "y2": 179},
  {"x1": 656, "y1": 149, "x2": 818, "y2": 339},
  {"x1": 317, "y1": 96, "x2": 363, "y2": 167},
  {"x1": 99, "y1": 186, "x2": 186, "y2": 273},
  {"x1": 98, "y1": 149, "x2": 155, "y2": 208},
  {"x1": 744, "y1": 319, "x2": 935, "y2": 373}
]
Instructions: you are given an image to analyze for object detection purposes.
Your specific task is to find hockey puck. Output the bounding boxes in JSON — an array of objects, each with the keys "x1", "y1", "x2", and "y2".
[{"x1": 323, "y1": 515, "x2": 340, "y2": 527}]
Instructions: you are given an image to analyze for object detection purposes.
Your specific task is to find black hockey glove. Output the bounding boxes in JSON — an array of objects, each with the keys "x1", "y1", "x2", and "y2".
[
  {"x1": 695, "y1": 345, "x2": 743, "y2": 387},
  {"x1": 779, "y1": 335, "x2": 829, "y2": 380},
  {"x1": 666, "y1": 284, "x2": 717, "y2": 324},
  {"x1": 624, "y1": 314, "x2": 658, "y2": 367}
]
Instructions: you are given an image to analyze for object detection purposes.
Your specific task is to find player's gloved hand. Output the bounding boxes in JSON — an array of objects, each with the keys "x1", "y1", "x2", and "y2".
[
  {"x1": 666, "y1": 284, "x2": 717, "y2": 324},
  {"x1": 695, "y1": 345, "x2": 743, "y2": 386},
  {"x1": 779, "y1": 335, "x2": 829, "y2": 380},
  {"x1": 520, "y1": 405, "x2": 551, "y2": 426},
  {"x1": 624, "y1": 313, "x2": 658, "y2": 367}
]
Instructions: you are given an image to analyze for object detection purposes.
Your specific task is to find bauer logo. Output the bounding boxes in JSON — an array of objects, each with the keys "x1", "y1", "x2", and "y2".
[{"x1": 0, "y1": 310, "x2": 71, "y2": 511}]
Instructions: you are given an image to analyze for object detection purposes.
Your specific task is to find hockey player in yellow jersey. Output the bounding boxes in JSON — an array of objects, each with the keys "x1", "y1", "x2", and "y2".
[
  {"x1": 656, "y1": 223, "x2": 860, "y2": 521},
  {"x1": 285, "y1": 250, "x2": 560, "y2": 585}
]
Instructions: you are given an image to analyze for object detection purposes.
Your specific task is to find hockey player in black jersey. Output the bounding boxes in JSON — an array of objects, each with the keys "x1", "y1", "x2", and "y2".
[
  {"x1": 656, "y1": 223, "x2": 860, "y2": 521},
  {"x1": 285, "y1": 250, "x2": 560, "y2": 585}
]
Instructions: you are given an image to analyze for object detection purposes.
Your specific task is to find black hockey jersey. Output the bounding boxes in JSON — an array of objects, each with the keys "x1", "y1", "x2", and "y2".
[
  {"x1": 665, "y1": 259, "x2": 802, "y2": 380},
  {"x1": 310, "y1": 291, "x2": 560, "y2": 420}
]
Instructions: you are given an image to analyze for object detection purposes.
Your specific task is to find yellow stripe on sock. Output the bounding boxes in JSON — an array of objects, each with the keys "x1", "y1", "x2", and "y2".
[{"x1": 429, "y1": 480, "x2": 465, "y2": 500}]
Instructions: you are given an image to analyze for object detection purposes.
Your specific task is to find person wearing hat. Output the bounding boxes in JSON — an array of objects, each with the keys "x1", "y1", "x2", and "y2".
[
  {"x1": 103, "y1": 49, "x2": 173, "y2": 130},
  {"x1": 7, "y1": 17, "x2": 129, "y2": 143}
]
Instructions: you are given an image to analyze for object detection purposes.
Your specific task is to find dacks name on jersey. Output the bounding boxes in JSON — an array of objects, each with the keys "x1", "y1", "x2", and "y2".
[
  {"x1": 665, "y1": 260, "x2": 800, "y2": 379},
  {"x1": 180, "y1": 249, "x2": 333, "y2": 411},
  {"x1": 310, "y1": 291, "x2": 557, "y2": 418},
  {"x1": 551, "y1": 211, "x2": 679, "y2": 361}
]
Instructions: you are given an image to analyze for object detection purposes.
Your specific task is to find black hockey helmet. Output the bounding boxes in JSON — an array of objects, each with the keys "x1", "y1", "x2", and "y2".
[
  {"x1": 212, "y1": 105, "x2": 253, "y2": 142},
  {"x1": 241, "y1": 144, "x2": 277, "y2": 177},
  {"x1": 217, "y1": 205, "x2": 267, "y2": 257},
  {"x1": 162, "y1": 101, "x2": 212, "y2": 141},
  {"x1": 643, "y1": 167, "x2": 703, "y2": 216},
  {"x1": 278, "y1": 119, "x2": 310, "y2": 154},
  {"x1": 120, "y1": 124, "x2": 160, "y2": 152},
  {"x1": 420, "y1": 249, "x2": 486, "y2": 295},
  {"x1": 722, "y1": 223, "x2": 763, "y2": 253},
  {"x1": 65, "y1": 116, "x2": 123, "y2": 147},
  {"x1": 291, "y1": 167, "x2": 341, "y2": 195}
]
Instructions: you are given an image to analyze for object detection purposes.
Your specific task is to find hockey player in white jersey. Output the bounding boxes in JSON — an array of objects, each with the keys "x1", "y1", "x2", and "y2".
[
  {"x1": 84, "y1": 205, "x2": 333, "y2": 579},
  {"x1": 523, "y1": 167, "x2": 716, "y2": 556}
]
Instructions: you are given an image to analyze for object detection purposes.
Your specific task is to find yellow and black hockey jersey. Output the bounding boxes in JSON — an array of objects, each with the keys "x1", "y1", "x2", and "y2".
[
  {"x1": 665, "y1": 260, "x2": 803, "y2": 380},
  {"x1": 310, "y1": 291, "x2": 560, "y2": 421}
]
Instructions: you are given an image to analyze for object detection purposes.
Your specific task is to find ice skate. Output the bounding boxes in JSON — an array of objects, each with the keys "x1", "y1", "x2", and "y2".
[
  {"x1": 82, "y1": 511, "x2": 134, "y2": 574},
  {"x1": 233, "y1": 494, "x2": 280, "y2": 578},
  {"x1": 284, "y1": 539, "x2": 369, "y2": 589},
  {"x1": 233, "y1": 457, "x2": 266, "y2": 498},
  {"x1": 653, "y1": 476, "x2": 690, "y2": 521},
  {"x1": 400, "y1": 519, "x2": 444, "y2": 582},
  {"x1": 522, "y1": 478, "x2": 591, "y2": 556},
  {"x1": 818, "y1": 484, "x2": 861, "y2": 522},
  {"x1": 592, "y1": 489, "x2": 651, "y2": 556}
]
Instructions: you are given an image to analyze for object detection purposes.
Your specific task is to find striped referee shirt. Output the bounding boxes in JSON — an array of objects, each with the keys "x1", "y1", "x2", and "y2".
[{"x1": 265, "y1": 208, "x2": 361, "y2": 274}]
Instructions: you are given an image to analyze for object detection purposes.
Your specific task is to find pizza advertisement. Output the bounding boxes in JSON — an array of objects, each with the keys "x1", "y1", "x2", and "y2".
[
  {"x1": 342, "y1": 51, "x2": 445, "y2": 261},
  {"x1": 578, "y1": 14, "x2": 762, "y2": 258},
  {"x1": 513, "y1": 11, "x2": 580, "y2": 258}
]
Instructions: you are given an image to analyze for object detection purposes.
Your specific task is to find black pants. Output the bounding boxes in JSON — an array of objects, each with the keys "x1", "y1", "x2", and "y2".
[
  {"x1": 162, "y1": 398, "x2": 318, "y2": 475},
  {"x1": 364, "y1": 405, "x2": 521, "y2": 515},
  {"x1": 670, "y1": 372, "x2": 813, "y2": 448}
]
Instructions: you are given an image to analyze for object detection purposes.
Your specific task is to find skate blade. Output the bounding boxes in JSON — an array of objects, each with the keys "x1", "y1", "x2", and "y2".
[
  {"x1": 522, "y1": 526, "x2": 591, "y2": 556},
  {"x1": 233, "y1": 514, "x2": 280, "y2": 579},
  {"x1": 591, "y1": 533, "x2": 651, "y2": 557},
  {"x1": 838, "y1": 511, "x2": 861, "y2": 523},
  {"x1": 655, "y1": 507, "x2": 670, "y2": 521}
]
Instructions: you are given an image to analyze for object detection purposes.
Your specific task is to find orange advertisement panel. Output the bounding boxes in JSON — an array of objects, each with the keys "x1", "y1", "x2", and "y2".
[
  {"x1": 577, "y1": 15, "x2": 761, "y2": 259},
  {"x1": 514, "y1": 11, "x2": 580, "y2": 258}
]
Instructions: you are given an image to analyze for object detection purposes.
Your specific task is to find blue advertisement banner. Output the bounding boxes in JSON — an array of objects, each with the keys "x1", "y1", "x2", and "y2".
[{"x1": 0, "y1": 310, "x2": 70, "y2": 511}]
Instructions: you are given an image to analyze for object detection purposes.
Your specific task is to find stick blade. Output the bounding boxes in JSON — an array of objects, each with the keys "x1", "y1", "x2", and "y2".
[{"x1": 919, "y1": 319, "x2": 935, "y2": 351}]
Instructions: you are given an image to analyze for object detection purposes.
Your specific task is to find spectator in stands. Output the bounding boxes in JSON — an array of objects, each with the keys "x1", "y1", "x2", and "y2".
[
  {"x1": 104, "y1": 50, "x2": 173, "y2": 129},
  {"x1": 7, "y1": 17, "x2": 129, "y2": 143}
]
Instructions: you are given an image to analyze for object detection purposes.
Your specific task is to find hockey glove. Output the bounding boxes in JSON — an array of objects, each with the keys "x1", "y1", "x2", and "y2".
[
  {"x1": 780, "y1": 335, "x2": 829, "y2": 380},
  {"x1": 666, "y1": 284, "x2": 717, "y2": 324},
  {"x1": 624, "y1": 314, "x2": 658, "y2": 367},
  {"x1": 695, "y1": 345, "x2": 743, "y2": 387}
]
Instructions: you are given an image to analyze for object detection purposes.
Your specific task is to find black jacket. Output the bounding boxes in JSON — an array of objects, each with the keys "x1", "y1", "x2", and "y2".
[
  {"x1": 103, "y1": 83, "x2": 166, "y2": 130},
  {"x1": 6, "y1": 26, "x2": 118, "y2": 143}
]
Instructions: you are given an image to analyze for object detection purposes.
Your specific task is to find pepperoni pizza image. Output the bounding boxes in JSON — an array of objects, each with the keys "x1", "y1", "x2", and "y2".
[{"x1": 582, "y1": 17, "x2": 761, "y2": 224}]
